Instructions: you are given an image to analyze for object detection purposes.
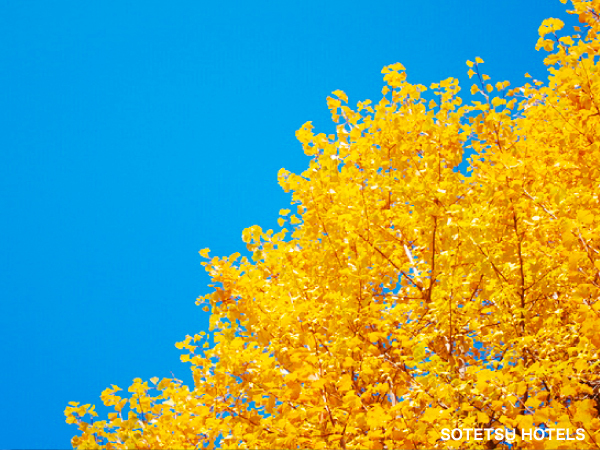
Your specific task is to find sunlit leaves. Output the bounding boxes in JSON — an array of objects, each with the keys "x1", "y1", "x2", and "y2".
[
  {"x1": 538, "y1": 17, "x2": 565, "y2": 37},
  {"x1": 65, "y1": 2, "x2": 600, "y2": 448}
]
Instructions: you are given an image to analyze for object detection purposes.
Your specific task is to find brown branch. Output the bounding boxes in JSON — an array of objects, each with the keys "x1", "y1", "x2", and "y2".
[{"x1": 426, "y1": 216, "x2": 438, "y2": 303}]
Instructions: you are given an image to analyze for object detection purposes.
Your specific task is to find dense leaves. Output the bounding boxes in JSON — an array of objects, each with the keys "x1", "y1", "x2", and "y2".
[{"x1": 66, "y1": 1, "x2": 600, "y2": 448}]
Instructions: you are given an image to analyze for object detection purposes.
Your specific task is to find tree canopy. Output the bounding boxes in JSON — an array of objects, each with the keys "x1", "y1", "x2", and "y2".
[{"x1": 66, "y1": 1, "x2": 600, "y2": 448}]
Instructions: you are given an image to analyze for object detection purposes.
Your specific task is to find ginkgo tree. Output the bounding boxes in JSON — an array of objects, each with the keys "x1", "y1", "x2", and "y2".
[{"x1": 66, "y1": 1, "x2": 600, "y2": 448}]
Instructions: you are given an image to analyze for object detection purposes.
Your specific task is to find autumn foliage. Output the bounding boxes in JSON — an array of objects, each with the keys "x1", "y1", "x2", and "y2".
[{"x1": 66, "y1": 1, "x2": 600, "y2": 448}]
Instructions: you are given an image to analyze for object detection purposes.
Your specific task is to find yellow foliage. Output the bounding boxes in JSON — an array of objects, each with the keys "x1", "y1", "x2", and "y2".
[{"x1": 66, "y1": 2, "x2": 600, "y2": 448}]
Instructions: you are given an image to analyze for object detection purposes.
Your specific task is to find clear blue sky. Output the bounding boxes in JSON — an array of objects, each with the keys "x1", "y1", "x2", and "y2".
[{"x1": 0, "y1": 1, "x2": 576, "y2": 448}]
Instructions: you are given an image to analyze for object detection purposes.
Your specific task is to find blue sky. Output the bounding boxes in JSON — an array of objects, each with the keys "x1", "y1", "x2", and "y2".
[{"x1": 0, "y1": 1, "x2": 576, "y2": 448}]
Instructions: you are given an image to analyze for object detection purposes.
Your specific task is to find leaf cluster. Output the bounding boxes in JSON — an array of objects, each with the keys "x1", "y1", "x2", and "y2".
[{"x1": 66, "y1": 1, "x2": 600, "y2": 448}]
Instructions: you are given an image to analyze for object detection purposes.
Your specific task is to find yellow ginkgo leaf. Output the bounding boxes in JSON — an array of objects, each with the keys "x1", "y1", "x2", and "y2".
[{"x1": 332, "y1": 89, "x2": 348, "y2": 103}]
